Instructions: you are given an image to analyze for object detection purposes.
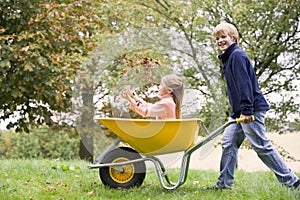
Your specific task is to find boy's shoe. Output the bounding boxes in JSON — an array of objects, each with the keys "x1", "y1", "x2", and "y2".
[{"x1": 293, "y1": 180, "x2": 300, "y2": 190}]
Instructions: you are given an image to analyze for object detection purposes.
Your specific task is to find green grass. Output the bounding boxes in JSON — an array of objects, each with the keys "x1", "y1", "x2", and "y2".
[{"x1": 0, "y1": 159, "x2": 299, "y2": 200}]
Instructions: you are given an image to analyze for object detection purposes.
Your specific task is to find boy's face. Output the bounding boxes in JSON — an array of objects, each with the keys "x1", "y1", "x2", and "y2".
[{"x1": 214, "y1": 32, "x2": 235, "y2": 52}]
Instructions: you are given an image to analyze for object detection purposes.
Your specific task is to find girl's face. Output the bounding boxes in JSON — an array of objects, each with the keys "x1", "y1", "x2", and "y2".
[
  {"x1": 158, "y1": 82, "x2": 172, "y2": 96},
  {"x1": 215, "y1": 32, "x2": 235, "y2": 52}
]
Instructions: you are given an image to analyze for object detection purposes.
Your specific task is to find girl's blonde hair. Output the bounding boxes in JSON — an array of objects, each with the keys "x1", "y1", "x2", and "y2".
[
  {"x1": 213, "y1": 22, "x2": 239, "y2": 44},
  {"x1": 161, "y1": 74, "x2": 184, "y2": 119}
]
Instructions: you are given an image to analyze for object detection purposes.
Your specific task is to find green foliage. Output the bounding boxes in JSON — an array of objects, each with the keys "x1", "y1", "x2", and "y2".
[
  {"x1": 266, "y1": 118, "x2": 300, "y2": 133},
  {"x1": 75, "y1": 28, "x2": 174, "y2": 120},
  {"x1": 0, "y1": 126, "x2": 80, "y2": 159},
  {"x1": 0, "y1": 0, "x2": 106, "y2": 132},
  {"x1": 1, "y1": 0, "x2": 299, "y2": 134},
  {"x1": 116, "y1": 0, "x2": 300, "y2": 129},
  {"x1": 101, "y1": 53, "x2": 171, "y2": 113}
]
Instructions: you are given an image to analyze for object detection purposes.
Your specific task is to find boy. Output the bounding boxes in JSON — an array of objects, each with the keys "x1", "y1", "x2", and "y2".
[{"x1": 206, "y1": 22, "x2": 299, "y2": 189}]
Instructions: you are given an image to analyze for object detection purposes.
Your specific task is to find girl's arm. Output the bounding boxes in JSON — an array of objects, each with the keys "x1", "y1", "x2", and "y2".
[
  {"x1": 129, "y1": 101, "x2": 166, "y2": 118},
  {"x1": 120, "y1": 87, "x2": 150, "y2": 117},
  {"x1": 120, "y1": 87, "x2": 170, "y2": 118}
]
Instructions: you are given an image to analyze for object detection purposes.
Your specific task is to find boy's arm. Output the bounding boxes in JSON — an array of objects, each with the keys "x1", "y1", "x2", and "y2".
[{"x1": 231, "y1": 53, "x2": 254, "y2": 115}]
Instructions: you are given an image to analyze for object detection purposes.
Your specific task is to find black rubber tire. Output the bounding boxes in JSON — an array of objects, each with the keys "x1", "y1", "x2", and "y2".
[{"x1": 99, "y1": 147, "x2": 146, "y2": 188}]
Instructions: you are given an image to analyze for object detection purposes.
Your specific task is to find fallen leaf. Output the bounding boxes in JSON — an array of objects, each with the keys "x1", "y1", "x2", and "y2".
[
  {"x1": 193, "y1": 180, "x2": 199, "y2": 185},
  {"x1": 47, "y1": 185, "x2": 56, "y2": 191},
  {"x1": 87, "y1": 191, "x2": 94, "y2": 196}
]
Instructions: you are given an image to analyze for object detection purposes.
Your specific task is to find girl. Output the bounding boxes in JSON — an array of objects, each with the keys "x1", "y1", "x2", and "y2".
[{"x1": 120, "y1": 74, "x2": 184, "y2": 119}]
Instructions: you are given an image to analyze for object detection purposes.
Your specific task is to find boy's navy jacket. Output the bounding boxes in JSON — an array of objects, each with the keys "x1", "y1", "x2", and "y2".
[{"x1": 218, "y1": 43, "x2": 270, "y2": 118}]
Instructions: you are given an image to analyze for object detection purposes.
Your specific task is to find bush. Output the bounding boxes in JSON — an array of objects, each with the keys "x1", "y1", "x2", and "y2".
[{"x1": 0, "y1": 126, "x2": 80, "y2": 159}]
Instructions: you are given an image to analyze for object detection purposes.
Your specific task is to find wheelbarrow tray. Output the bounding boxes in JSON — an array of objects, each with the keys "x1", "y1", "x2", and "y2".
[{"x1": 97, "y1": 118, "x2": 202, "y2": 156}]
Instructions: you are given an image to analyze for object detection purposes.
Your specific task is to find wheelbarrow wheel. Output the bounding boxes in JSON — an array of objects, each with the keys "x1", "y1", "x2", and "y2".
[{"x1": 99, "y1": 147, "x2": 146, "y2": 188}]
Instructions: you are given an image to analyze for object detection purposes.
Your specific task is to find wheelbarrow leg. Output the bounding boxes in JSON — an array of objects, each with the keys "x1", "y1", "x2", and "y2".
[
  {"x1": 150, "y1": 157, "x2": 176, "y2": 187},
  {"x1": 146, "y1": 153, "x2": 192, "y2": 190}
]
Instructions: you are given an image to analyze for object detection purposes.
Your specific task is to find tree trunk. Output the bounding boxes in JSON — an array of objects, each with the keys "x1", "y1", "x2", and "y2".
[
  {"x1": 79, "y1": 82, "x2": 95, "y2": 162},
  {"x1": 79, "y1": 137, "x2": 94, "y2": 162}
]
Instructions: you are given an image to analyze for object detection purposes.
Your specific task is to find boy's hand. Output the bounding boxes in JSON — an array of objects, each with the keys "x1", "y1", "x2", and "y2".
[{"x1": 240, "y1": 114, "x2": 255, "y2": 124}]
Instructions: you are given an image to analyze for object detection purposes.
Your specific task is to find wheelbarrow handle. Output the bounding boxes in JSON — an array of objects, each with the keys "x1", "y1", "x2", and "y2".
[
  {"x1": 235, "y1": 116, "x2": 255, "y2": 124},
  {"x1": 189, "y1": 117, "x2": 251, "y2": 155},
  {"x1": 235, "y1": 118, "x2": 244, "y2": 123}
]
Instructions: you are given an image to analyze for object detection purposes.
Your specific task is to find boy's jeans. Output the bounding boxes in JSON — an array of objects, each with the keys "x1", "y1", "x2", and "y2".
[{"x1": 215, "y1": 111, "x2": 298, "y2": 188}]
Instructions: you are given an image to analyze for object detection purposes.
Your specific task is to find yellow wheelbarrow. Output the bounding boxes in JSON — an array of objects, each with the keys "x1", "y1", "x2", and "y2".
[{"x1": 88, "y1": 117, "x2": 244, "y2": 190}]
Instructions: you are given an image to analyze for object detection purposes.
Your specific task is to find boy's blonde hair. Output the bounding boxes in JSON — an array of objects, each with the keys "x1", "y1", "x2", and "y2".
[
  {"x1": 213, "y1": 22, "x2": 239, "y2": 44},
  {"x1": 161, "y1": 74, "x2": 184, "y2": 119}
]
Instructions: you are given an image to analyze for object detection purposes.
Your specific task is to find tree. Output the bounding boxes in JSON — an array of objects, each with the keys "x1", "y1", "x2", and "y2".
[
  {"x1": 0, "y1": 0, "x2": 106, "y2": 132},
  {"x1": 77, "y1": 0, "x2": 300, "y2": 134},
  {"x1": 2, "y1": 0, "x2": 298, "y2": 161},
  {"x1": 74, "y1": 28, "x2": 173, "y2": 161},
  {"x1": 67, "y1": 0, "x2": 300, "y2": 161},
  {"x1": 0, "y1": 0, "x2": 127, "y2": 161},
  {"x1": 123, "y1": 0, "x2": 300, "y2": 129},
  {"x1": 120, "y1": 0, "x2": 233, "y2": 129}
]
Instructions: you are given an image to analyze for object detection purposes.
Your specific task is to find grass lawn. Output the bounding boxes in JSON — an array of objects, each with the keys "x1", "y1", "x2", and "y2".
[{"x1": 0, "y1": 159, "x2": 299, "y2": 200}]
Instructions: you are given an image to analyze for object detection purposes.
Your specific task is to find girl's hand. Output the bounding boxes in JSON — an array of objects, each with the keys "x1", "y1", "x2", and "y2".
[
  {"x1": 120, "y1": 86, "x2": 131, "y2": 100},
  {"x1": 120, "y1": 89, "x2": 128, "y2": 98},
  {"x1": 120, "y1": 86, "x2": 140, "y2": 103},
  {"x1": 240, "y1": 114, "x2": 255, "y2": 124}
]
